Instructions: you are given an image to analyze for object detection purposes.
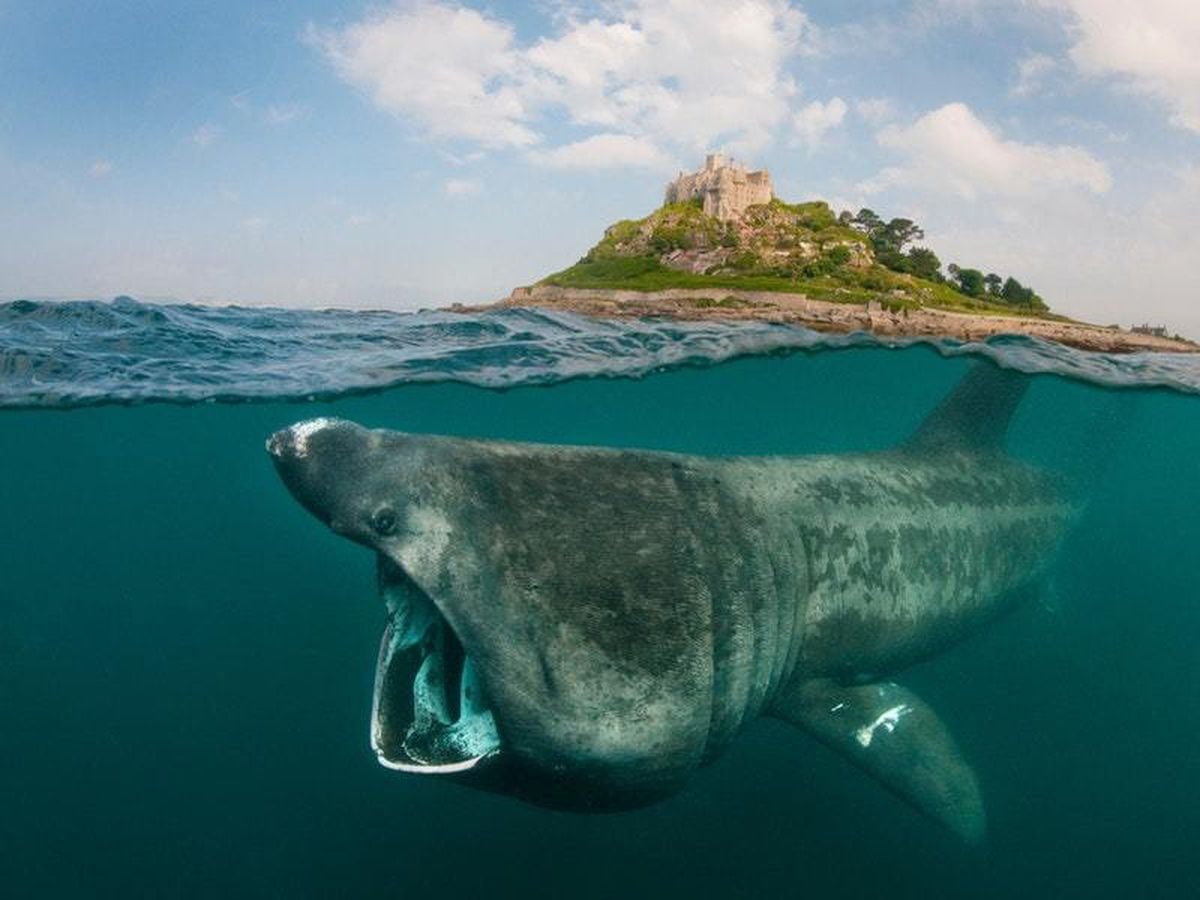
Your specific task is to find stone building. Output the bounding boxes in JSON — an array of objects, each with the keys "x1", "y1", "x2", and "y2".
[{"x1": 663, "y1": 154, "x2": 774, "y2": 221}]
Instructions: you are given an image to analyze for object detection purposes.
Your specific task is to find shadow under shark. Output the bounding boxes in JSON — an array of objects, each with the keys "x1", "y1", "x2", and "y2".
[{"x1": 267, "y1": 364, "x2": 1072, "y2": 842}]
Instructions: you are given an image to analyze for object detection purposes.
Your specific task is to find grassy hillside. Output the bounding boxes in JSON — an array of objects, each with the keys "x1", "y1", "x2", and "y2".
[{"x1": 539, "y1": 198, "x2": 1050, "y2": 317}]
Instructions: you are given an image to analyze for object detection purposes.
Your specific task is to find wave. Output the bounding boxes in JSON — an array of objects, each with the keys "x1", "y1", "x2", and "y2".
[{"x1": 2, "y1": 297, "x2": 1198, "y2": 408}]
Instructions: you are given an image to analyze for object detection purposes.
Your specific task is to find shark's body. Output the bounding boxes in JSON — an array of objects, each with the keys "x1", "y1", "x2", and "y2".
[{"x1": 268, "y1": 365, "x2": 1073, "y2": 841}]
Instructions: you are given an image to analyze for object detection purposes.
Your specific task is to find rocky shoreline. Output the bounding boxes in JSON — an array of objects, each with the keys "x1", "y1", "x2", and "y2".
[{"x1": 460, "y1": 286, "x2": 1198, "y2": 355}]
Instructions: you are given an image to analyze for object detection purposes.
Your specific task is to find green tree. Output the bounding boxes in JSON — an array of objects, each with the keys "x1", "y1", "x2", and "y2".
[
  {"x1": 852, "y1": 208, "x2": 883, "y2": 236},
  {"x1": 874, "y1": 248, "x2": 909, "y2": 272},
  {"x1": 1001, "y1": 276, "x2": 1033, "y2": 305},
  {"x1": 954, "y1": 267, "x2": 986, "y2": 297},
  {"x1": 878, "y1": 218, "x2": 925, "y2": 253},
  {"x1": 985, "y1": 273, "x2": 1002, "y2": 295},
  {"x1": 856, "y1": 213, "x2": 927, "y2": 273},
  {"x1": 906, "y1": 247, "x2": 942, "y2": 281},
  {"x1": 1000, "y1": 277, "x2": 1046, "y2": 310}
]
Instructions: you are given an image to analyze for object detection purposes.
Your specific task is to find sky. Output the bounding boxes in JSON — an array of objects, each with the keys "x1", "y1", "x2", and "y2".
[{"x1": 2, "y1": 0, "x2": 1199, "y2": 333}]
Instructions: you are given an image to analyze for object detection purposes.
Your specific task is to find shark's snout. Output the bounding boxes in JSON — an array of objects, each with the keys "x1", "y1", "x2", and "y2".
[
  {"x1": 266, "y1": 428, "x2": 293, "y2": 459},
  {"x1": 267, "y1": 417, "x2": 340, "y2": 461},
  {"x1": 267, "y1": 417, "x2": 503, "y2": 775},
  {"x1": 267, "y1": 418, "x2": 364, "y2": 529}
]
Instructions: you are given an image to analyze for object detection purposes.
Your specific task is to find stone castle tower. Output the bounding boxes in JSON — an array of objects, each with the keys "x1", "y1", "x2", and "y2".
[{"x1": 664, "y1": 154, "x2": 774, "y2": 221}]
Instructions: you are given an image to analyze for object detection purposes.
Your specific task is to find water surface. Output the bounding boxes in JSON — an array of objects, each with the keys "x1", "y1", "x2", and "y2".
[{"x1": 2, "y1": 300, "x2": 1198, "y2": 897}]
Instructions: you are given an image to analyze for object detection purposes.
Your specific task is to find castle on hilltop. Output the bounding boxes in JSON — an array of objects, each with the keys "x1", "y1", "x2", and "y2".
[{"x1": 664, "y1": 154, "x2": 774, "y2": 221}]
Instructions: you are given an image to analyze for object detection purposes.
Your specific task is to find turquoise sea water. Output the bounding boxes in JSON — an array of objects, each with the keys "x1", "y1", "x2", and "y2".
[{"x1": 3, "y1": 299, "x2": 1199, "y2": 897}]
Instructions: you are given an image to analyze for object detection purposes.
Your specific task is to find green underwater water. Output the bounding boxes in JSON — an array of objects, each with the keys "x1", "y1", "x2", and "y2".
[{"x1": 3, "y1": 344, "x2": 1200, "y2": 898}]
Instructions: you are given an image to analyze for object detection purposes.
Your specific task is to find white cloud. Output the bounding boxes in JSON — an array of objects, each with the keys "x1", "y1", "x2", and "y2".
[
  {"x1": 313, "y1": 0, "x2": 814, "y2": 162},
  {"x1": 855, "y1": 97, "x2": 896, "y2": 126},
  {"x1": 240, "y1": 216, "x2": 270, "y2": 230},
  {"x1": 1011, "y1": 52, "x2": 1059, "y2": 97},
  {"x1": 523, "y1": 0, "x2": 810, "y2": 156},
  {"x1": 527, "y1": 133, "x2": 671, "y2": 170},
  {"x1": 89, "y1": 159, "x2": 114, "y2": 178},
  {"x1": 791, "y1": 97, "x2": 847, "y2": 149},
  {"x1": 265, "y1": 103, "x2": 308, "y2": 126},
  {"x1": 311, "y1": 3, "x2": 536, "y2": 148},
  {"x1": 1034, "y1": 0, "x2": 1200, "y2": 133},
  {"x1": 440, "y1": 149, "x2": 487, "y2": 167},
  {"x1": 444, "y1": 178, "x2": 482, "y2": 196},
  {"x1": 346, "y1": 213, "x2": 373, "y2": 227},
  {"x1": 189, "y1": 124, "x2": 222, "y2": 148},
  {"x1": 861, "y1": 102, "x2": 1111, "y2": 198}
]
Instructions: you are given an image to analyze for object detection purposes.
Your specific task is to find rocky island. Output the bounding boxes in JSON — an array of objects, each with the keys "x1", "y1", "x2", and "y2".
[{"x1": 467, "y1": 155, "x2": 1197, "y2": 354}]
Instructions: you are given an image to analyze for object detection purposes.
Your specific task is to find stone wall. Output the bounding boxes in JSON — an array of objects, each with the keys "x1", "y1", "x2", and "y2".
[{"x1": 664, "y1": 154, "x2": 773, "y2": 221}]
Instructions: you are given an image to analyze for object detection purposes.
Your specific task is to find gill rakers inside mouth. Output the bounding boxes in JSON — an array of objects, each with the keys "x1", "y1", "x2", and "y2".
[{"x1": 370, "y1": 557, "x2": 500, "y2": 774}]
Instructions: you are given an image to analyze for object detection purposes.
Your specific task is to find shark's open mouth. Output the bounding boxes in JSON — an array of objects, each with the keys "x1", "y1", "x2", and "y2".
[{"x1": 370, "y1": 556, "x2": 501, "y2": 773}]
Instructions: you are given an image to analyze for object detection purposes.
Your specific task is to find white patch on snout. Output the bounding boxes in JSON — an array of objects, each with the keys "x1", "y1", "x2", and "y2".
[
  {"x1": 854, "y1": 704, "x2": 912, "y2": 748},
  {"x1": 288, "y1": 418, "x2": 336, "y2": 458}
]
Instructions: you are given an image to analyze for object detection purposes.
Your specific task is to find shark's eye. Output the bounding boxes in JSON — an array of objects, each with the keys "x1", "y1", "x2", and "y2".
[{"x1": 371, "y1": 507, "x2": 399, "y2": 536}]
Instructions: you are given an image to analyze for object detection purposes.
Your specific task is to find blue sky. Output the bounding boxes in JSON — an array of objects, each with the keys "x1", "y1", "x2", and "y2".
[{"x1": 2, "y1": 1, "x2": 1199, "y2": 333}]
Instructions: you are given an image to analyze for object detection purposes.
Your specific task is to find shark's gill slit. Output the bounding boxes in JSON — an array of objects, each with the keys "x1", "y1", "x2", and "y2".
[{"x1": 372, "y1": 556, "x2": 500, "y2": 773}]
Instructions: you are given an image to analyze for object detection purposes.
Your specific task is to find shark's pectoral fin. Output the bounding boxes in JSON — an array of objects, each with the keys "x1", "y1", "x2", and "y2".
[{"x1": 770, "y1": 678, "x2": 985, "y2": 843}]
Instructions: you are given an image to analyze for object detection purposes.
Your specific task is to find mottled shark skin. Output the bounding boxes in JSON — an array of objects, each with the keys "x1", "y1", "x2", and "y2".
[{"x1": 267, "y1": 365, "x2": 1073, "y2": 842}]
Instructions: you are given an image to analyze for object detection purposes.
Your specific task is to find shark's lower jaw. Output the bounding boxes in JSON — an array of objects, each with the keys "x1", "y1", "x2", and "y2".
[{"x1": 371, "y1": 558, "x2": 501, "y2": 774}]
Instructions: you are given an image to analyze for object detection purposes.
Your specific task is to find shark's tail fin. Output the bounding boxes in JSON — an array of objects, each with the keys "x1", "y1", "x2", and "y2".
[{"x1": 903, "y1": 362, "x2": 1030, "y2": 455}]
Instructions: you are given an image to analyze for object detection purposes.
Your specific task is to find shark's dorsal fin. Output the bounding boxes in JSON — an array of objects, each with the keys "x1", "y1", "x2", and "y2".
[
  {"x1": 770, "y1": 678, "x2": 985, "y2": 843},
  {"x1": 904, "y1": 363, "x2": 1029, "y2": 454}
]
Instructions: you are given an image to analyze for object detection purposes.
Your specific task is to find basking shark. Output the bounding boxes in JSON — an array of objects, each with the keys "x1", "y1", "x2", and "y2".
[{"x1": 267, "y1": 364, "x2": 1072, "y2": 842}]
